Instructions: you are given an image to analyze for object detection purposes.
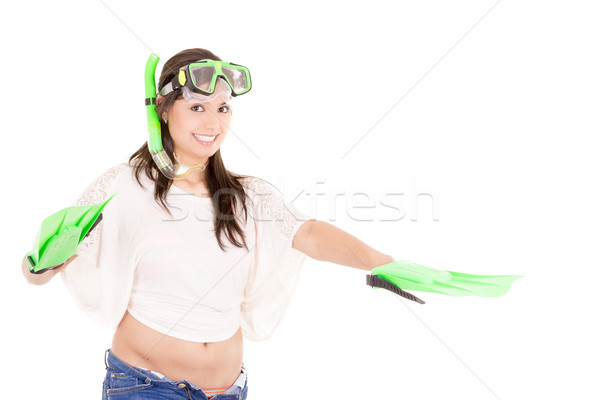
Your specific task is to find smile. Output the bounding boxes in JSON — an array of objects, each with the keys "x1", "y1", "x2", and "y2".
[{"x1": 193, "y1": 133, "x2": 219, "y2": 144}]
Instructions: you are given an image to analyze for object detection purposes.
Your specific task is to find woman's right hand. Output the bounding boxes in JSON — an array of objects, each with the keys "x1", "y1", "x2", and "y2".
[{"x1": 22, "y1": 254, "x2": 78, "y2": 286}]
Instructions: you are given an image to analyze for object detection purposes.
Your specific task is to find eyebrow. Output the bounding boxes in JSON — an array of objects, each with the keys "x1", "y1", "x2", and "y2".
[{"x1": 190, "y1": 101, "x2": 229, "y2": 106}]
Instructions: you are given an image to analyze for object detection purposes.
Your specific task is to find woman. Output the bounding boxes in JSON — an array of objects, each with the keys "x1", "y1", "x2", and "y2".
[{"x1": 22, "y1": 48, "x2": 395, "y2": 400}]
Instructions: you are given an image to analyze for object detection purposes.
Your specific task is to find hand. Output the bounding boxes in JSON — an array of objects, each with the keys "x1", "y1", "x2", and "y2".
[
  {"x1": 48, "y1": 253, "x2": 79, "y2": 273},
  {"x1": 23, "y1": 253, "x2": 78, "y2": 285}
]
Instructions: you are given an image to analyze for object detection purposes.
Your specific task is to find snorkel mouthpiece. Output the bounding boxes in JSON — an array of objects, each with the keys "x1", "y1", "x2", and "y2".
[{"x1": 144, "y1": 53, "x2": 204, "y2": 180}]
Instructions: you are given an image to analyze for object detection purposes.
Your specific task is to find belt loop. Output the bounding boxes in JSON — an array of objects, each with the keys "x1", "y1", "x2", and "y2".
[{"x1": 104, "y1": 349, "x2": 110, "y2": 369}]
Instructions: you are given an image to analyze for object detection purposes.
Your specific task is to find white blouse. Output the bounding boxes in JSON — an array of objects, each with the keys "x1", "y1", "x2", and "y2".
[{"x1": 60, "y1": 162, "x2": 314, "y2": 342}]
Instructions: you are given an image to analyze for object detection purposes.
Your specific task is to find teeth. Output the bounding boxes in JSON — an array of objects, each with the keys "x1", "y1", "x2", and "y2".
[{"x1": 193, "y1": 134, "x2": 217, "y2": 142}]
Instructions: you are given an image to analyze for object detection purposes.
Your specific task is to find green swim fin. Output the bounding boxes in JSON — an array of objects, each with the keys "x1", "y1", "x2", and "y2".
[
  {"x1": 367, "y1": 260, "x2": 522, "y2": 304},
  {"x1": 26, "y1": 193, "x2": 116, "y2": 273}
]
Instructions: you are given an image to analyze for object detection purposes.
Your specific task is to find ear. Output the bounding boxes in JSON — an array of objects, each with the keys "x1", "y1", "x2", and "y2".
[{"x1": 156, "y1": 96, "x2": 167, "y2": 121}]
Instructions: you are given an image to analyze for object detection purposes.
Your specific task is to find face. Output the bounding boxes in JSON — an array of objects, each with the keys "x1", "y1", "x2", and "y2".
[{"x1": 162, "y1": 95, "x2": 232, "y2": 165}]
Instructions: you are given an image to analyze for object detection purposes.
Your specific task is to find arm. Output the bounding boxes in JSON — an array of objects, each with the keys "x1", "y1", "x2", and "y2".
[
  {"x1": 22, "y1": 164, "x2": 127, "y2": 286},
  {"x1": 292, "y1": 220, "x2": 394, "y2": 271},
  {"x1": 21, "y1": 254, "x2": 78, "y2": 286}
]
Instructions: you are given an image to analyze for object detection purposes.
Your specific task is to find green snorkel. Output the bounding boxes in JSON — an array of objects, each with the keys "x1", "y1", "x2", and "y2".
[
  {"x1": 144, "y1": 54, "x2": 164, "y2": 168},
  {"x1": 144, "y1": 54, "x2": 183, "y2": 180}
]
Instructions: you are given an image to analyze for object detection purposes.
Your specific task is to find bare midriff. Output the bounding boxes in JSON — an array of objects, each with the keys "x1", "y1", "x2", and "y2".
[{"x1": 110, "y1": 310, "x2": 244, "y2": 389}]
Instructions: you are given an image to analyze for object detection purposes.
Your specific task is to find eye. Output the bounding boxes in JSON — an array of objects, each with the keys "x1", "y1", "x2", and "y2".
[
  {"x1": 219, "y1": 105, "x2": 231, "y2": 113},
  {"x1": 191, "y1": 105, "x2": 205, "y2": 112}
]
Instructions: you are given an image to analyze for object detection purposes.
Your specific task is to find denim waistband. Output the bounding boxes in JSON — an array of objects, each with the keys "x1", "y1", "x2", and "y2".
[{"x1": 104, "y1": 348, "x2": 247, "y2": 396}]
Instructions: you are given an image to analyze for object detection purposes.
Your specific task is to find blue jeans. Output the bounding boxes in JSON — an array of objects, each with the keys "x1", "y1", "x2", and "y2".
[{"x1": 102, "y1": 349, "x2": 248, "y2": 400}]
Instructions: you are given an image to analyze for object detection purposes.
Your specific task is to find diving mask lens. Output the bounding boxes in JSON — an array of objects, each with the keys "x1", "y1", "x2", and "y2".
[
  {"x1": 221, "y1": 66, "x2": 250, "y2": 94},
  {"x1": 189, "y1": 64, "x2": 217, "y2": 92}
]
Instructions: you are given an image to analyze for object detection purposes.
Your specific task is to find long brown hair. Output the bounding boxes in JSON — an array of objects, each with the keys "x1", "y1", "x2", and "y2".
[{"x1": 129, "y1": 48, "x2": 251, "y2": 251}]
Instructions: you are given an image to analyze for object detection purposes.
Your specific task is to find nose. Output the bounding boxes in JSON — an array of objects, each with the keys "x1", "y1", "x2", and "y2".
[{"x1": 204, "y1": 110, "x2": 221, "y2": 132}]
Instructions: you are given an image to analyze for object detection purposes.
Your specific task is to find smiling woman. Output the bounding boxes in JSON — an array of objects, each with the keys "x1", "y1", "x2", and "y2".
[{"x1": 22, "y1": 47, "x2": 395, "y2": 400}]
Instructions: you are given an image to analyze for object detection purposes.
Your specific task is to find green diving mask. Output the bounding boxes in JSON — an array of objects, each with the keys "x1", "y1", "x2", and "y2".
[{"x1": 159, "y1": 59, "x2": 252, "y2": 97}]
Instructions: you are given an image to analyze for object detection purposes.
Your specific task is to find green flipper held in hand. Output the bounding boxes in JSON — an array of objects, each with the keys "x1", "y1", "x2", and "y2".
[
  {"x1": 26, "y1": 194, "x2": 117, "y2": 274},
  {"x1": 367, "y1": 260, "x2": 522, "y2": 304}
]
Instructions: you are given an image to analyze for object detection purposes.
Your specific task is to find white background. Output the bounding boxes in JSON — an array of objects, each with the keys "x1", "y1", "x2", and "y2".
[{"x1": 2, "y1": 1, "x2": 599, "y2": 399}]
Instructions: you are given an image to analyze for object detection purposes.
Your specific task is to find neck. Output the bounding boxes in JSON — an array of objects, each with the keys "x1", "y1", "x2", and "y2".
[{"x1": 176, "y1": 170, "x2": 207, "y2": 186}]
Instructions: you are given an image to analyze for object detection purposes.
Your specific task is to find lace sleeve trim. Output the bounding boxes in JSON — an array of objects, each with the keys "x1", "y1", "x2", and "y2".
[
  {"x1": 243, "y1": 176, "x2": 313, "y2": 241},
  {"x1": 73, "y1": 163, "x2": 129, "y2": 249}
]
